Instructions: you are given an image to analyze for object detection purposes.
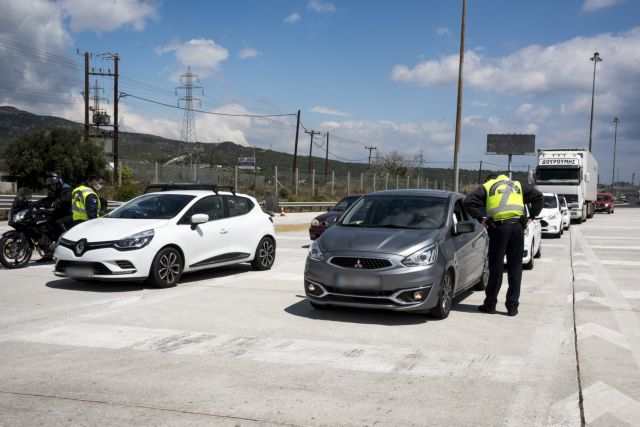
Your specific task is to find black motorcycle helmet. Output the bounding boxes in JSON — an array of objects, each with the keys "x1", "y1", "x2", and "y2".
[{"x1": 45, "y1": 172, "x2": 63, "y2": 193}]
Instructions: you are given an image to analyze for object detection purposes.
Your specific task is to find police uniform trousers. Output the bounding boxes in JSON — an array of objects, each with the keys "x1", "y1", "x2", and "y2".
[{"x1": 484, "y1": 220, "x2": 524, "y2": 310}]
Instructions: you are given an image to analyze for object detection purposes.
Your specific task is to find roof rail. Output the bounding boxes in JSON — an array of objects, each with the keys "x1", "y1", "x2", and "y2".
[{"x1": 144, "y1": 183, "x2": 237, "y2": 195}]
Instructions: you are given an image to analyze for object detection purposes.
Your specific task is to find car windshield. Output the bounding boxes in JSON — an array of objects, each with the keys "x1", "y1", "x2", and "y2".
[
  {"x1": 339, "y1": 195, "x2": 447, "y2": 229},
  {"x1": 536, "y1": 168, "x2": 580, "y2": 185},
  {"x1": 332, "y1": 196, "x2": 360, "y2": 212},
  {"x1": 543, "y1": 195, "x2": 558, "y2": 209},
  {"x1": 108, "y1": 194, "x2": 195, "y2": 219},
  {"x1": 597, "y1": 195, "x2": 611, "y2": 201}
]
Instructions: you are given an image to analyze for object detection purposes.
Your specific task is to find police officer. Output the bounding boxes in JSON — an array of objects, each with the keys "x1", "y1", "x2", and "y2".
[
  {"x1": 71, "y1": 175, "x2": 105, "y2": 225},
  {"x1": 463, "y1": 173, "x2": 543, "y2": 316}
]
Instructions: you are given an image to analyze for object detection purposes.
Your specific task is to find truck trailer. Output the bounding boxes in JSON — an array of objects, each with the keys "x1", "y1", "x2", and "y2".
[{"x1": 534, "y1": 148, "x2": 598, "y2": 223}]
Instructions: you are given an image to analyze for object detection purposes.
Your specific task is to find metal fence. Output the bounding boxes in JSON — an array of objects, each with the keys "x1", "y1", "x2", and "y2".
[{"x1": 121, "y1": 159, "x2": 490, "y2": 199}]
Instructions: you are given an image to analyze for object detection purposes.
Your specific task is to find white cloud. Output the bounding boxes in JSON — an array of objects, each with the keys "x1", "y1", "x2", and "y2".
[
  {"x1": 308, "y1": 0, "x2": 335, "y2": 13},
  {"x1": 436, "y1": 27, "x2": 452, "y2": 36},
  {"x1": 582, "y1": 0, "x2": 623, "y2": 12},
  {"x1": 156, "y1": 39, "x2": 229, "y2": 78},
  {"x1": 310, "y1": 106, "x2": 351, "y2": 117},
  {"x1": 60, "y1": 0, "x2": 159, "y2": 33},
  {"x1": 284, "y1": 12, "x2": 301, "y2": 24},
  {"x1": 239, "y1": 48, "x2": 259, "y2": 59}
]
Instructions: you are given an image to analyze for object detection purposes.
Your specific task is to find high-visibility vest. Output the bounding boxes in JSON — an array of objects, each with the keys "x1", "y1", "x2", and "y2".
[
  {"x1": 71, "y1": 185, "x2": 101, "y2": 221},
  {"x1": 483, "y1": 175, "x2": 525, "y2": 220}
]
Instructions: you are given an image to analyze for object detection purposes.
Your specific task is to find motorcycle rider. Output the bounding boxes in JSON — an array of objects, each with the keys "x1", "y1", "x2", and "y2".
[{"x1": 71, "y1": 175, "x2": 106, "y2": 225}]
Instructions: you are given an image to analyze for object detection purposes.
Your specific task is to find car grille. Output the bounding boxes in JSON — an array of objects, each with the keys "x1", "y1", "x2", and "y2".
[
  {"x1": 55, "y1": 260, "x2": 112, "y2": 275},
  {"x1": 330, "y1": 257, "x2": 392, "y2": 269}
]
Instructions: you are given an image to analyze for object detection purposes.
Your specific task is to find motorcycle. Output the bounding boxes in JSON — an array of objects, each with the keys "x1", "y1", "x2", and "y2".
[{"x1": 0, "y1": 190, "x2": 65, "y2": 269}]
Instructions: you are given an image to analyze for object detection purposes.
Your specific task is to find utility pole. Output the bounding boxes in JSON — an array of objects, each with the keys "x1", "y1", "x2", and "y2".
[
  {"x1": 365, "y1": 146, "x2": 377, "y2": 168},
  {"x1": 83, "y1": 51, "x2": 90, "y2": 142},
  {"x1": 113, "y1": 53, "x2": 119, "y2": 184},
  {"x1": 478, "y1": 160, "x2": 483, "y2": 184},
  {"x1": 452, "y1": 0, "x2": 466, "y2": 192},
  {"x1": 324, "y1": 132, "x2": 330, "y2": 177},
  {"x1": 292, "y1": 110, "x2": 301, "y2": 176},
  {"x1": 588, "y1": 52, "x2": 603, "y2": 153},
  {"x1": 305, "y1": 129, "x2": 319, "y2": 175},
  {"x1": 176, "y1": 66, "x2": 203, "y2": 143},
  {"x1": 612, "y1": 117, "x2": 619, "y2": 195}
]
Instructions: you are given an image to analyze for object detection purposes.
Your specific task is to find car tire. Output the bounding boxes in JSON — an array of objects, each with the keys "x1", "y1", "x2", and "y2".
[
  {"x1": 474, "y1": 256, "x2": 488, "y2": 291},
  {"x1": 524, "y1": 242, "x2": 535, "y2": 270},
  {"x1": 147, "y1": 247, "x2": 182, "y2": 288},
  {"x1": 251, "y1": 236, "x2": 276, "y2": 270},
  {"x1": 431, "y1": 270, "x2": 454, "y2": 320},
  {"x1": 309, "y1": 301, "x2": 332, "y2": 310},
  {"x1": 534, "y1": 241, "x2": 542, "y2": 259},
  {"x1": 556, "y1": 228, "x2": 563, "y2": 238}
]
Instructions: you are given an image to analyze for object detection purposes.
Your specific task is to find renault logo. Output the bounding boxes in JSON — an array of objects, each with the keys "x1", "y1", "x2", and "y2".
[
  {"x1": 354, "y1": 259, "x2": 363, "y2": 269},
  {"x1": 74, "y1": 239, "x2": 87, "y2": 256}
]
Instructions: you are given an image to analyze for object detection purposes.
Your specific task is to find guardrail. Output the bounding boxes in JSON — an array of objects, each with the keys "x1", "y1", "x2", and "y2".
[
  {"x1": 279, "y1": 201, "x2": 335, "y2": 212},
  {"x1": 0, "y1": 195, "x2": 124, "y2": 213}
]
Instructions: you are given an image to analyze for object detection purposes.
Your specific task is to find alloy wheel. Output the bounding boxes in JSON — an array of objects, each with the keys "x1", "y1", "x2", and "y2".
[{"x1": 158, "y1": 251, "x2": 180, "y2": 284}]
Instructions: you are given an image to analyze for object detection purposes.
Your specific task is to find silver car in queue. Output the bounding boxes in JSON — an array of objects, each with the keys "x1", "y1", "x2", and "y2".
[{"x1": 304, "y1": 190, "x2": 489, "y2": 319}]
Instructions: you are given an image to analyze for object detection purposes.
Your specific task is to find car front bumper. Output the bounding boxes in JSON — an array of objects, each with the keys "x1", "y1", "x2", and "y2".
[
  {"x1": 303, "y1": 251, "x2": 444, "y2": 313},
  {"x1": 53, "y1": 245, "x2": 153, "y2": 281},
  {"x1": 540, "y1": 217, "x2": 563, "y2": 234}
]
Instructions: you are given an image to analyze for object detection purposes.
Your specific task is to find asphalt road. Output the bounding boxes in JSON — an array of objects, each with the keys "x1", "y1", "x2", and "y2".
[{"x1": 0, "y1": 208, "x2": 639, "y2": 426}]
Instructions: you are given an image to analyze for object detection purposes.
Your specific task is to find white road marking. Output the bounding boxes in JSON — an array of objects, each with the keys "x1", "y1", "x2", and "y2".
[
  {"x1": 574, "y1": 273, "x2": 598, "y2": 284},
  {"x1": 584, "y1": 236, "x2": 640, "y2": 240},
  {"x1": 538, "y1": 258, "x2": 555, "y2": 263},
  {"x1": 4, "y1": 322, "x2": 525, "y2": 383},
  {"x1": 621, "y1": 290, "x2": 640, "y2": 299},
  {"x1": 550, "y1": 381, "x2": 640, "y2": 425},
  {"x1": 590, "y1": 245, "x2": 640, "y2": 250},
  {"x1": 568, "y1": 292, "x2": 607, "y2": 306},
  {"x1": 600, "y1": 260, "x2": 640, "y2": 267},
  {"x1": 572, "y1": 260, "x2": 590, "y2": 267},
  {"x1": 541, "y1": 243, "x2": 564, "y2": 248},
  {"x1": 576, "y1": 323, "x2": 630, "y2": 350}
]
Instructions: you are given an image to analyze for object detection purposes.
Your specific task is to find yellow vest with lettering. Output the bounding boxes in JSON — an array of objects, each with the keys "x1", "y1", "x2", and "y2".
[
  {"x1": 71, "y1": 185, "x2": 101, "y2": 221},
  {"x1": 483, "y1": 175, "x2": 525, "y2": 220}
]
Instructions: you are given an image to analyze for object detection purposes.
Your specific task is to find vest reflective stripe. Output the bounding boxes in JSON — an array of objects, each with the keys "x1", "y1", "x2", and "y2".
[
  {"x1": 72, "y1": 185, "x2": 100, "y2": 221},
  {"x1": 483, "y1": 175, "x2": 525, "y2": 220}
]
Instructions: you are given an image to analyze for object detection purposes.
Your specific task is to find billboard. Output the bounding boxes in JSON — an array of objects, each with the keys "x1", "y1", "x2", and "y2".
[
  {"x1": 237, "y1": 156, "x2": 256, "y2": 170},
  {"x1": 486, "y1": 134, "x2": 535, "y2": 155}
]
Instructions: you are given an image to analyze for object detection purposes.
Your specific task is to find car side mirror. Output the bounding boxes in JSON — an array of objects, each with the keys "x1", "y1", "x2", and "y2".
[
  {"x1": 454, "y1": 220, "x2": 475, "y2": 234},
  {"x1": 561, "y1": 206, "x2": 568, "y2": 212},
  {"x1": 190, "y1": 213, "x2": 209, "y2": 230}
]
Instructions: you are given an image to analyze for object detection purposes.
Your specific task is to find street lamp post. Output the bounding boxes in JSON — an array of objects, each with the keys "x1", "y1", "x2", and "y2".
[
  {"x1": 588, "y1": 52, "x2": 602, "y2": 153},
  {"x1": 611, "y1": 117, "x2": 619, "y2": 196}
]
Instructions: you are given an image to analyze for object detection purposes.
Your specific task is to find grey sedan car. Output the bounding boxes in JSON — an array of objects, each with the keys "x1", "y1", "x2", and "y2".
[{"x1": 304, "y1": 190, "x2": 489, "y2": 319}]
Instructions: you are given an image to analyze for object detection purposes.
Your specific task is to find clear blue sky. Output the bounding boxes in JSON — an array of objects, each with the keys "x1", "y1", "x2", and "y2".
[{"x1": 1, "y1": 0, "x2": 639, "y2": 182}]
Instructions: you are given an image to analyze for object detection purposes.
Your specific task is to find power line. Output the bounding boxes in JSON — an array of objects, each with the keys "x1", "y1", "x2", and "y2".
[{"x1": 120, "y1": 92, "x2": 296, "y2": 118}]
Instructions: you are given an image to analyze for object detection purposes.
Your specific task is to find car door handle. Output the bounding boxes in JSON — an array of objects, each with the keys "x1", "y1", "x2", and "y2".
[{"x1": 219, "y1": 228, "x2": 229, "y2": 234}]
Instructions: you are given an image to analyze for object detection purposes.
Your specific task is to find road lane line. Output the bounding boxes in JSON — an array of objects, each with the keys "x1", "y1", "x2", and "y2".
[
  {"x1": 589, "y1": 245, "x2": 640, "y2": 250},
  {"x1": 600, "y1": 260, "x2": 640, "y2": 267}
]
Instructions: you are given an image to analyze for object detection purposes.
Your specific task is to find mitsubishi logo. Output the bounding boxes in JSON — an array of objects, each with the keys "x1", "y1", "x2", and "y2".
[
  {"x1": 354, "y1": 259, "x2": 363, "y2": 269},
  {"x1": 74, "y1": 239, "x2": 87, "y2": 256}
]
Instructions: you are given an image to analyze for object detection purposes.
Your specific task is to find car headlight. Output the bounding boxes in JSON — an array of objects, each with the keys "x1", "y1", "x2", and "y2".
[
  {"x1": 402, "y1": 244, "x2": 438, "y2": 267},
  {"x1": 310, "y1": 219, "x2": 320, "y2": 227},
  {"x1": 12, "y1": 209, "x2": 28, "y2": 223},
  {"x1": 114, "y1": 229, "x2": 155, "y2": 250},
  {"x1": 547, "y1": 213, "x2": 558, "y2": 221},
  {"x1": 308, "y1": 240, "x2": 325, "y2": 261}
]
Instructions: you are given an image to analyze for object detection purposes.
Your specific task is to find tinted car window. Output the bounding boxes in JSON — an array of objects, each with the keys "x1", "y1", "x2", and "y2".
[
  {"x1": 109, "y1": 194, "x2": 195, "y2": 219},
  {"x1": 189, "y1": 196, "x2": 224, "y2": 221},
  {"x1": 543, "y1": 195, "x2": 558, "y2": 209},
  {"x1": 340, "y1": 195, "x2": 447, "y2": 229},
  {"x1": 597, "y1": 194, "x2": 611, "y2": 202},
  {"x1": 226, "y1": 196, "x2": 254, "y2": 217},
  {"x1": 333, "y1": 196, "x2": 360, "y2": 212}
]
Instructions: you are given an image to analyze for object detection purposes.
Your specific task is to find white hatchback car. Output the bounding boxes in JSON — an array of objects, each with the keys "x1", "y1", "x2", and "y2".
[
  {"x1": 54, "y1": 188, "x2": 275, "y2": 287},
  {"x1": 539, "y1": 193, "x2": 564, "y2": 238},
  {"x1": 559, "y1": 196, "x2": 571, "y2": 231},
  {"x1": 503, "y1": 206, "x2": 541, "y2": 270}
]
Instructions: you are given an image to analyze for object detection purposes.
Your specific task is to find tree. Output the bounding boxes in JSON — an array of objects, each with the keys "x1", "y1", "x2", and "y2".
[
  {"x1": 4, "y1": 128, "x2": 107, "y2": 188},
  {"x1": 372, "y1": 150, "x2": 415, "y2": 177}
]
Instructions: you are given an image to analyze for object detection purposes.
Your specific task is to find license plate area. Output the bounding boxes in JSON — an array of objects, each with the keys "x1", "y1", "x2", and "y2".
[
  {"x1": 334, "y1": 274, "x2": 381, "y2": 290},
  {"x1": 66, "y1": 266, "x2": 93, "y2": 278}
]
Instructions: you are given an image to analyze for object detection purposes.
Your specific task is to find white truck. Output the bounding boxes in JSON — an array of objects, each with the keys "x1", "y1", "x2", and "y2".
[{"x1": 534, "y1": 148, "x2": 597, "y2": 224}]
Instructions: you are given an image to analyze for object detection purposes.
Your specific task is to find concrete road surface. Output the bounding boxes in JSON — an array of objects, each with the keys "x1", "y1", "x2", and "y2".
[{"x1": 0, "y1": 208, "x2": 639, "y2": 426}]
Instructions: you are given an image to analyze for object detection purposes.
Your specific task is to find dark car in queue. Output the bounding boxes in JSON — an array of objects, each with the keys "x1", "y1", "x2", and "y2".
[
  {"x1": 304, "y1": 190, "x2": 489, "y2": 319},
  {"x1": 309, "y1": 194, "x2": 362, "y2": 240}
]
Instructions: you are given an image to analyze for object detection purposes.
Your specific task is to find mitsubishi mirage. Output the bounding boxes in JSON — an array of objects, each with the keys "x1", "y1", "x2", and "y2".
[
  {"x1": 304, "y1": 190, "x2": 489, "y2": 319},
  {"x1": 54, "y1": 189, "x2": 275, "y2": 288}
]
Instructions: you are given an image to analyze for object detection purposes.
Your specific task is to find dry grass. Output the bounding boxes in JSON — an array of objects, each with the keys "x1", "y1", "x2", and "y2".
[{"x1": 275, "y1": 224, "x2": 309, "y2": 233}]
